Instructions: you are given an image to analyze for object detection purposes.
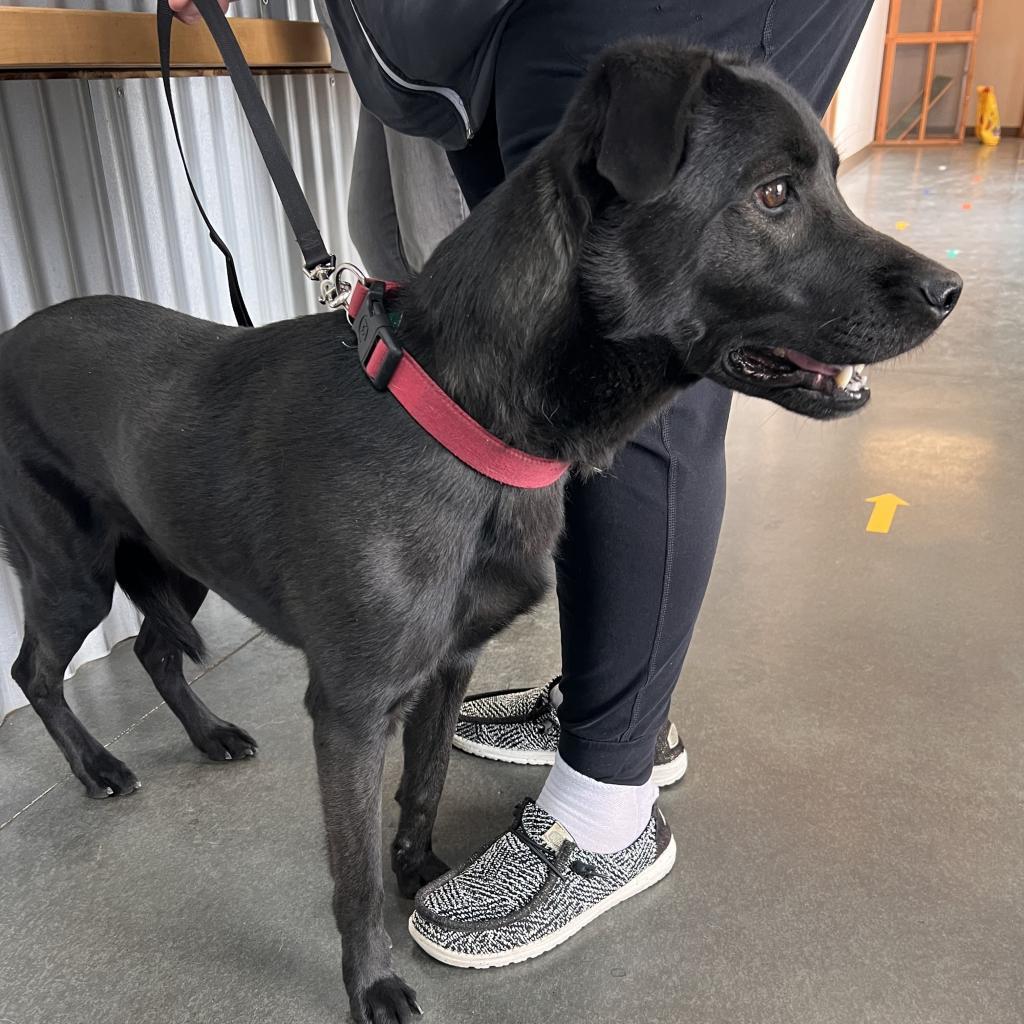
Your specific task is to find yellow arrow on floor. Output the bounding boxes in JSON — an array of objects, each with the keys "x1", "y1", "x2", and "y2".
[{"x1": 865, "y1": 493, "x2": 909, "y2": 534}]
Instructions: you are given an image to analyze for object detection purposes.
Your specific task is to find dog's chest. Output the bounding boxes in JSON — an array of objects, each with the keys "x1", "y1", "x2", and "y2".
[{"x1": 448, "y1": 485, "x2": 564, "y2": 653}]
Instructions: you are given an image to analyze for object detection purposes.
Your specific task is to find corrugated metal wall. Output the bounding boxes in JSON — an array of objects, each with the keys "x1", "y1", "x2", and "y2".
[
  {"x1": 0, "y1": 76, "x2": 362, "y2": 330},
  {"x1": 0, "y1": 1, "x2": 361, "y2": 716},
  {"x1": 0, "y1": 1, "x2": 360, "y2": 331},
  {"x1": 0, "y1": 71, "x2": 361, "y2": 328}
]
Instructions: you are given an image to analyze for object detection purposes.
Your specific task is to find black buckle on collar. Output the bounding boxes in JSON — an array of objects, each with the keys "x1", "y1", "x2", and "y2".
[{"x1": 354, "y1": 280, "x2": 403, "y2": 390}]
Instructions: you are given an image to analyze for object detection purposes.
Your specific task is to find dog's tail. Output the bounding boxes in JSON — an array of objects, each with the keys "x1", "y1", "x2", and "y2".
[{"x1": 114, "y1": 538, "x2": 207, "y2": 663}]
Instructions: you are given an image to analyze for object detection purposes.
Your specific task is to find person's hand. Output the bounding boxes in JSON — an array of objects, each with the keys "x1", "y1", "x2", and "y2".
[{"x1": 168, "y1": 0, "x2": 232, "y2": 26}]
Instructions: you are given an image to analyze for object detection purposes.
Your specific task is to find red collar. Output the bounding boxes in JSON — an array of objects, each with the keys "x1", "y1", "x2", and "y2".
[{"x1": 347, "y1": 279, "x2": 569, "y2": 490}]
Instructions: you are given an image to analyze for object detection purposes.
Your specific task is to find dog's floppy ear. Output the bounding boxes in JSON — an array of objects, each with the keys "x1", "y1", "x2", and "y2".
[{"x1": 595, "y1": 50, "x2": 712, "y2": 203}]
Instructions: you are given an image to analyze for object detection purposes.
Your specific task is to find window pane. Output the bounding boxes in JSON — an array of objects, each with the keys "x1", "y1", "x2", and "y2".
[
  {"x1": 925, "y1": 43, "x2": 970, "y2": 137},
  {"x1": 898, "y1": 0, "x2": 935, "y2": 33},
  {"x1": 938, "y1": 0, "x2": 978, "y2": 32},
  {"x1": 885, "y1": 45, "x2": 930, "y2": 140}
]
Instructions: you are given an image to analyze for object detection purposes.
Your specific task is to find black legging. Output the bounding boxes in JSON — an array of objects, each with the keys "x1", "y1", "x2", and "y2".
[{"x1": 448, "y1": 0, "x2": 874, "y2": 785}]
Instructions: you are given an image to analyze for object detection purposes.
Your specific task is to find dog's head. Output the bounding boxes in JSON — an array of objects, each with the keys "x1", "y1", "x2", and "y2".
[{"x1": 559, "y1": 42, "x2": 961, "y2": 418}]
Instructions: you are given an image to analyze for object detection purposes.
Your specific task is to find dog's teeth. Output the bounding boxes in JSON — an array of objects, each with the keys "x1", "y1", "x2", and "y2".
[
  {"x1": 772, "y1": 347, "x2": 787, "y2": 357},
  {"x1": 834, "y1": 365, "x2": 854, "y2": 390},
  {"x1": 854, "y1": 363, "x2": 866, "y2": 374},
  {"x1": 847, "y1": 369, "x2": 869, "y2": 392}
]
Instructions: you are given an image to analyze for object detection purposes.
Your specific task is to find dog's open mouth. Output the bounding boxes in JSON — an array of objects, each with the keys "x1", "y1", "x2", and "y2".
[{"x1": 725, "y1": 346, "x2": 871, "y2": 405}]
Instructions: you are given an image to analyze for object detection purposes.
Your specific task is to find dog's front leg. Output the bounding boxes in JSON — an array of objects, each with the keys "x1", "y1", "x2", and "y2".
[
  {"x1": 392, "y1": 653, "x2": 476, "y2": 898},
  {"x1": 310, "y1": 700, "x2": 420, "y2": 1024}
]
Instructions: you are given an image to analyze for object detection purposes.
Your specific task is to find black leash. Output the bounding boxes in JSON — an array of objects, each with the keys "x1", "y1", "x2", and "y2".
[{"x1": 156, "y1": 0, "x2": 339, "y2": 326}]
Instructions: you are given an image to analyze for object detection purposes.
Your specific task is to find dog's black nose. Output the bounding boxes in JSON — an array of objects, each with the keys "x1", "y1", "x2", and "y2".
[{"x1": 920, "y1": 271, "x2": 963, "y2": 319}]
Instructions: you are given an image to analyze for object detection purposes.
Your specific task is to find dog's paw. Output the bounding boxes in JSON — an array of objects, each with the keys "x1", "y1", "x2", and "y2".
[
  {"x1": 351, "y1": 974, "x2": 422, "y2": 1024},
  {"x1": 393, "y1": 849, "x2": 450, "y2": 900},
  {"x1": 194, "y1": 720, "x2": 258, "y2": 762},
  {"x1": 78, "y1": 750, "x2": 140, "y2": 799}
]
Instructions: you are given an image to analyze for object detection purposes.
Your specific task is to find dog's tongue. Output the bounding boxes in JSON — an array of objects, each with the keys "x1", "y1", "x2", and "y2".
[{"x1": 782, "y1": 348, "x2": 843, "y2": 375}]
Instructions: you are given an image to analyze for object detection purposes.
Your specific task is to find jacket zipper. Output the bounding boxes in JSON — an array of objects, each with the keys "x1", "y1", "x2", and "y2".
[{"x1": 348, "y1": 1, "x2": 474, "y2": 141}]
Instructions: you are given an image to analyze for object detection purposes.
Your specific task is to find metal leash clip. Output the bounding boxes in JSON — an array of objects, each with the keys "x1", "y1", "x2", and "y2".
[{"x1": 307, "y1": 259, "x2": 367, "y2": 319}]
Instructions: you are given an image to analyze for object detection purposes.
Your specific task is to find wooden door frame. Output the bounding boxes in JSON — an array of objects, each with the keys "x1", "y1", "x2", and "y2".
[{"x1": 875, "y1": 0, "x2": 985, "y2": 144}]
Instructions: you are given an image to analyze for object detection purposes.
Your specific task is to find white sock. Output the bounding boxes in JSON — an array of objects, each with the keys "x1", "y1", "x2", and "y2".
[
  {"x1": 536, "y1": 754, "x2": 657, "y2": 854},
  {"x1": 549, "y1": 680, "x2": 564, "y2": 709}
]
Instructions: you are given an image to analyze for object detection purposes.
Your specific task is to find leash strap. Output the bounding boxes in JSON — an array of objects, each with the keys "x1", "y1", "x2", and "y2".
[
  {"x1": 349, "y1": 281, "x2": 571, "y2": 489},
  {"x1": 156, "y1": 0, "x2": 334, "y2": 326}
]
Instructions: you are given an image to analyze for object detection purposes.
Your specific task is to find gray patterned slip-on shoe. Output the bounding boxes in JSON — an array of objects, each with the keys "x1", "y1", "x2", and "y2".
[
  {"x1": 652, "y1": 720, "x2": 688, "y2": 787},
  {"x1": 408, "y1": 799, "x2": 676, "y2": 969},
  {"x1": 452, "y1": 681, "x2": 560, "y2": 766},
  {"x1": 453, "y1": 678, "x2": 688, "y2": 786}
]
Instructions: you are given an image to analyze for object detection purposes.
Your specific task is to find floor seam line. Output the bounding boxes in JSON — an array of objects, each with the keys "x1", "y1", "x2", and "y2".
[{"x1": 0, "y1": 629, "x2": 264, "y2": 832}]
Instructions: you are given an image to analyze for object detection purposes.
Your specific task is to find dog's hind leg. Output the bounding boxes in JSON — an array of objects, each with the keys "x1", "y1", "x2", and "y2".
[
  {"x1": 391, "y1": 652, "x2": 476, "y2": 898},
  {"x1": 306, "y1": 673, "x2": 421, "y2": 1024},
  {"x1": 13, "y1": 615, "x2": 142, "y2": 798},
  {"x1": 7, "y1": 509, "x2": 139, "y2": 798},
  {"x1": 122, "y1": 547, "x2": 258, "y2": 762}
]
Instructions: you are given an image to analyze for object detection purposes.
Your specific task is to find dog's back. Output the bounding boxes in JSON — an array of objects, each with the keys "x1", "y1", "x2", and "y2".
[
  {"x1": 1, "y1": 294, "x2": 328, "y2": 553},
  {"x1": 1, "y1": 296, "x2": 235, "y2": 488}
]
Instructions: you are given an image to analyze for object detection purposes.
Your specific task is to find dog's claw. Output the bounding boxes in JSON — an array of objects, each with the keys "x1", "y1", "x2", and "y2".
[
  {"x1": 358, "y1": 974, "x2": 420, "y2": 1024},
  {"x1": 79, "y1": 751, "x2": 139, "y2": 798},
  {"x1": 196, "y1": 722, "x2": 259, "y2": 763}
]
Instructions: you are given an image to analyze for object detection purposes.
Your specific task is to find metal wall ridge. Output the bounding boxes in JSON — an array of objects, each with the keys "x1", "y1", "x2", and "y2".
[{"x1": 1, "y1": 43, "x2": 358, "y2": 331}]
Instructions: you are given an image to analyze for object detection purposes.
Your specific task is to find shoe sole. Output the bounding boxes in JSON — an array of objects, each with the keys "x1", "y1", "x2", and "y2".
[
  {"x1": 408, "y1": 834, "x2": 677, "y2": 970},
  {"x1": 451, "y1": 733, "x2": 556, "y2": 766},
  {"x1": 451, "y1": 734, "x2": 688, "y2": 787}
]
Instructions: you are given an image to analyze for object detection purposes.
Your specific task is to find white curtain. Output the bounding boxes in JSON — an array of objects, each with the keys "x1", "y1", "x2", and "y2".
[{"x1": 0, "y1": 561, "x2": 143, "y2": 720}]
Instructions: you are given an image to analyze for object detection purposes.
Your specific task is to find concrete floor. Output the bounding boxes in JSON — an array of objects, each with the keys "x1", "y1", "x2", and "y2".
[{"x1": 2, "y1": 141, "x2": 1022, "y2": 1024}]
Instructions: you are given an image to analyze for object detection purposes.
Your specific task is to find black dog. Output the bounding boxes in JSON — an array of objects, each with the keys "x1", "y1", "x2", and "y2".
[{"x1": 0, "y1": 42, "x2": 959, "y2": 1024}]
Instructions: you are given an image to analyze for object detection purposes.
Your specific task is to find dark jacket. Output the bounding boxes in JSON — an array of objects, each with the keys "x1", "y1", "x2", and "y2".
[{"x1": 318, "y1": 0, "x2": 521, "y2": 149}]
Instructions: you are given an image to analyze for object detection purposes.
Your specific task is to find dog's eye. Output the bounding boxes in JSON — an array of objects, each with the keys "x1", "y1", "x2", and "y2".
[{"x1": 755, "y1": 179, "x2": 789, "y2": 210}]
